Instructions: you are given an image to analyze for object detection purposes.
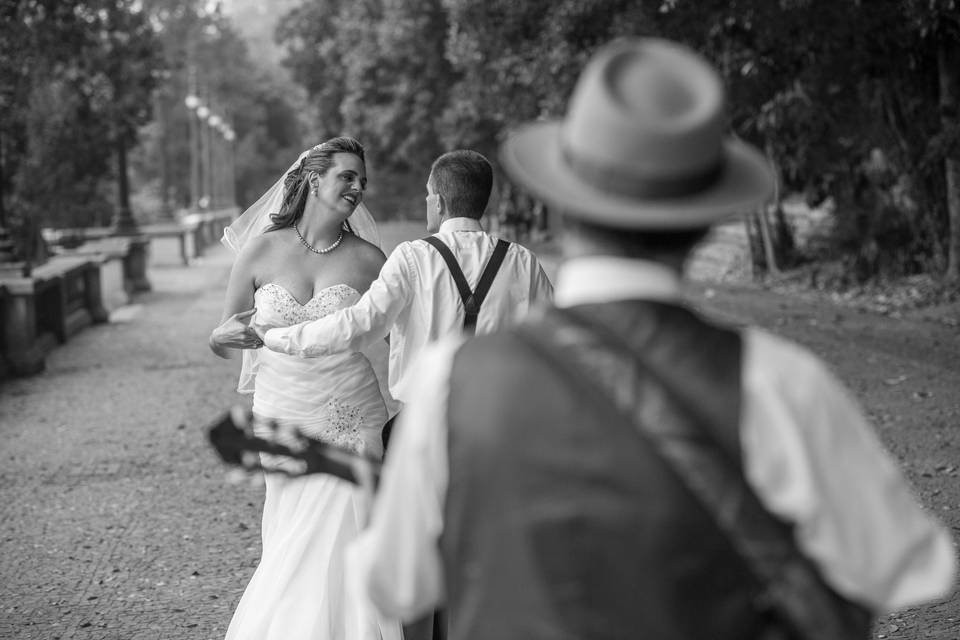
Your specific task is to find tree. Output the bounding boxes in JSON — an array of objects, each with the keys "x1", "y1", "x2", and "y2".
[
  {"x1": 271, "y1": 0, "x2": 960, "y2": 282},
  {"x1": 130, "y1": 0, "x2": 310, "y2": 215},
  {"x1": 0, "y1": 0, "x2": 161, "y2": 240},
  {"x1": 439, "y1": 0, "x2": 654, "y2": 228},
  {"x1": 276, "y1": 0, "x2": 350, "y2": 137},
  {"x1": 342, "y1": 0, "x2": 452, "y2": 173},
  {"x1": 904, "y1": 0, "x2": 960, "y2": 281}
]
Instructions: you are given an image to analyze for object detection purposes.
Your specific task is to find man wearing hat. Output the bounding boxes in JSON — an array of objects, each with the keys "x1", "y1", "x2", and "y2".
[{"x1": 348, "y1": 38, "x2": 955, "y2": 639}]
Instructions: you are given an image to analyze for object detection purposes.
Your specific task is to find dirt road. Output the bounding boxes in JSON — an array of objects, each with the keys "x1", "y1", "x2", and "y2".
[
  {"x1": 0, "y1": 222, "x2": 956, "y2": 639},
  {"x1": 692, "y1": 281, "x2": 960, "y2": 639}
]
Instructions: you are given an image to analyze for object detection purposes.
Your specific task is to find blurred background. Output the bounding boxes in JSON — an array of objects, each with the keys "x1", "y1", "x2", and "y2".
[{"x1": 1, "y1": 0, "x2": 960, "y2": 289}]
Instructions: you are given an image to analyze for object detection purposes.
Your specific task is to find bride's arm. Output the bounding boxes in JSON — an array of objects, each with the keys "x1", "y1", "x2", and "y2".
[{"x1": 209, "y1": 241, "x2": 262, "y2": 359}]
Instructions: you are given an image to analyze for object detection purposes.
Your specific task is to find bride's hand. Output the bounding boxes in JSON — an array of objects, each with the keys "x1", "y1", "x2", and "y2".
[
  {"x1": 210, "y1": 308, "x2": 263, "y2": 351},
  {"x1": 250, "y1": 318, "x2": 273, "y2": 341}
]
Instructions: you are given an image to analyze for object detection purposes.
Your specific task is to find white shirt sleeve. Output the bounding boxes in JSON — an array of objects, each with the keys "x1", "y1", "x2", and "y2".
[
  {"x1": 530, "y1": 256, "x2": 555, "y2": 304},
  {"x1": 347, "y1": 337, "x2": 462, "y2": 621},
  {"x1": 262, "y1": 247, "x2": 414, "y2": 357},
  {"x1": 741, "y1": 328, "x2": 957, "y2": 612}
]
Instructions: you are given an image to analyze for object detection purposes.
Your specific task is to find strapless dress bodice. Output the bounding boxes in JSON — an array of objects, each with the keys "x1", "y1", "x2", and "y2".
[
  {"x1": 255, "y1": 282, "x2": 360, "y2": 326},
  {"x1": 250, "y1": 283, "x2": 387, "y2": 458}
]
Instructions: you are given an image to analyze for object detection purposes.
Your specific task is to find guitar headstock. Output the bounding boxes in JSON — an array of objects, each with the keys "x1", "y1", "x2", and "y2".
[{"x1": 207, "y1": 407, "x2": 381, "y2": 488}]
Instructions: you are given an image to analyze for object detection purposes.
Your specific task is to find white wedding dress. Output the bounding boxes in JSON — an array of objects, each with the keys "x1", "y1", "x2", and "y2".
[{"x1": 224, "y1": 282, "x2": 402, "y2": 640}]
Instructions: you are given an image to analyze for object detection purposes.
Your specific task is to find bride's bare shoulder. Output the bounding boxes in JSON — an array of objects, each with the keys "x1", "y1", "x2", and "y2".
[{"x1": 345, "y1": 232, "x2": 386, "y2": 265}]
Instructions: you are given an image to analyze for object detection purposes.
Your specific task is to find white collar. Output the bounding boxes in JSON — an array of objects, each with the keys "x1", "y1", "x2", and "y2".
[
  {"x1": 554, "y1": 256, "x2": 683, "y2": 308},
  {"x1": 439, "y1": 217, "x2": 484, "y2": 233}
]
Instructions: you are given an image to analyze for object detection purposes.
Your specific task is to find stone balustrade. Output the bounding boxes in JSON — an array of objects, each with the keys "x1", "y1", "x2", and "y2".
[
  {"x1": 0, "y1": 256, "x2": 106, "y2": 376},
  {"x1": 2, "y1": 208, "x2": 237, "y2": 379}
]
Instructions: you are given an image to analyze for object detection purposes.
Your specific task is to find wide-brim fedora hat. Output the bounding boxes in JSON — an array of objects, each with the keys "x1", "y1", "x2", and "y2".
[{"x1": 500, "y1": 38, "x2": 775, "y2": 229}]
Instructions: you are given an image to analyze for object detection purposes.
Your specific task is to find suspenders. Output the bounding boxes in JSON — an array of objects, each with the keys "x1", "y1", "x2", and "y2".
[{"x1": 422, "y1": 235, "x2": 511, "y2": 336}]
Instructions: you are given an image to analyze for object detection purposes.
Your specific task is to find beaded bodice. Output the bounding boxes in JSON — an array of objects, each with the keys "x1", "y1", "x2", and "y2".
[
  {"x1": 256, "y1": 282, "x2": 358, "y2": 325},
  {"x1": 251, "y1": 282, "x2": 383, "y2": 457}
]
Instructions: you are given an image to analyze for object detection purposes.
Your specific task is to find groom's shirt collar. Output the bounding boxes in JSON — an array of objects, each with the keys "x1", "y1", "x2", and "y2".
[{"x1": 439, "y1": 217, "x2": 484, "y2": 233}]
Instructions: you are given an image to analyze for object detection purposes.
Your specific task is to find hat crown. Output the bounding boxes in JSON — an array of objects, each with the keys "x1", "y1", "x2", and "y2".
[{"x1": 562, "y1": 38, "x2": 725, "y2": 194}]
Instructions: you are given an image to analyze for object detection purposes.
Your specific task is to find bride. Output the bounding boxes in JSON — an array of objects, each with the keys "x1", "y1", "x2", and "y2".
[{"x1": 209, "y1": 137, "x2": 401, "y2": 640}]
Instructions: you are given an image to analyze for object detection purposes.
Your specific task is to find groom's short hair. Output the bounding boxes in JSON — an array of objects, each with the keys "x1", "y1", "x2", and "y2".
[{"x1": 429, "y1": 150, "x2": 493, "y2": 219}]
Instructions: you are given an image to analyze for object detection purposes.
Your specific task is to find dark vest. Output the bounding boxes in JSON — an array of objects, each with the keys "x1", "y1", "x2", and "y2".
[{"x1": 441, "y1": 301, "x2": 766, "y2": 640}]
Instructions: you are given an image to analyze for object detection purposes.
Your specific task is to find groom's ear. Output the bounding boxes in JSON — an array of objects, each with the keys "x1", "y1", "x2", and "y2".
[{"x1": 435, "y1": 193, "x2": 446, "y2": 215}]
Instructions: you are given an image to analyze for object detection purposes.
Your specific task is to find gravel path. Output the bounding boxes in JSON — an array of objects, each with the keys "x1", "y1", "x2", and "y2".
[{"x1": 1, "y1": 223, "x2": 956, "y2": 639}]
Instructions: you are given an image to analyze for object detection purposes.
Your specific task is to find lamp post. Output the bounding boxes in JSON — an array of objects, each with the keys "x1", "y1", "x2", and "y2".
[
  {"x1": 185, "y1": 82, "x2": 236, "y2": 213},
  {"x1": 184, "y1": 90, "x2": 201, "y2": 211},
  {"x1": 197, "y1": 103, "x2": 211, "y2": 210},
  {"x1": 224, "y1": 124, "x2": 236, "y2": 208},
  {"x1": 208, "y1": 113, "x2": 222, "y2": 208}
]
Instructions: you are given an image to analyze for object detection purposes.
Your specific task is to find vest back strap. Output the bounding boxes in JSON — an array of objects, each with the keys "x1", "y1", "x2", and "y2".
[
  {"x1": 516, "y1": 307, "x2": 871, "y2": 640},
  {"x1": 422, "y1": 236, "x2": 510, "y2": 335}
]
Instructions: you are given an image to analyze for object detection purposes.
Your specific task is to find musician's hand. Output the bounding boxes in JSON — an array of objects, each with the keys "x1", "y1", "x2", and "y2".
[{"x1": 210, "y1": 308, "x2": 262, "y2": 354}]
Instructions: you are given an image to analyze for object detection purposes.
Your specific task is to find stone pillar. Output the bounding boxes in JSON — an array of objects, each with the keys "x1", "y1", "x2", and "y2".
[
  {"x1": 83, "y1": 261, "x2": 109, "y2": 323},
  {"x1": 120, "y1": 235, "x2": 152, "y2": 293},
  {"x1": 0, "y1": 279, "x2": 56, "y2": 375}
]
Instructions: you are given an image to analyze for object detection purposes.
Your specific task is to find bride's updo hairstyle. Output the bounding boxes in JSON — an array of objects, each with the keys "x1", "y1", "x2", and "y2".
[{"x1": 266, "y1": 136, "x2": 366, "y2": 232}]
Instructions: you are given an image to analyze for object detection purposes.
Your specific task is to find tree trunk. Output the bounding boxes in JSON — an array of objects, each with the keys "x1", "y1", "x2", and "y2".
[
  {"x1": 113, "y1": 136, "x2": 139, "y2": 235},
  {"x1": 756, "y1": 207, "x2": 780, "y2": 276},
  {"x1": 939, "y1": 37, "x2": 960, "y2": 282},
  {"x1": 0, "y1": 130, "x2": 6, "y2": 228},
  {"x1": 157, "y1": 90, "x2": 172, "y2": 218},
  {"x1": 752, "y1": 145, "x2": 782, "y2": 277}
]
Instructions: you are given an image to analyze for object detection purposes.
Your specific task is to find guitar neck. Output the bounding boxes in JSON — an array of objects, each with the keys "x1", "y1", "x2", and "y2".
[{"x1": 208, "y1": 410, "x2": 383, "y2": 487}]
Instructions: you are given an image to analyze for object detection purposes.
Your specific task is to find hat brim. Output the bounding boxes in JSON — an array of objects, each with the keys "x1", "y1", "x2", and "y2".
[{"x1": 499, "y1": 121, "x2": 775, "y2": 229}]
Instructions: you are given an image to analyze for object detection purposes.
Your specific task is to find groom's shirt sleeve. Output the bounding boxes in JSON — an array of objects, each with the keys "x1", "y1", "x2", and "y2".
[{"x1": 263, "y1": 245, "x2": 414, "y2": 357}]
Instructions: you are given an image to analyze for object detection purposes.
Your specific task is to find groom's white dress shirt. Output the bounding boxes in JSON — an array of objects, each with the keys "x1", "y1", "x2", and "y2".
[
  {"x1": 349, "y1": 255, "x2": 957, "y2": 622},
  {"x1": 262, "y1": 217, "x2": 553, "y2": 403}
]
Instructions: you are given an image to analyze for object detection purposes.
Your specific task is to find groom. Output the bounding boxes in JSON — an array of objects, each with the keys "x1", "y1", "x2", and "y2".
[{"x1": 257, "y1": 149, "x2": 553, "y2": 414}]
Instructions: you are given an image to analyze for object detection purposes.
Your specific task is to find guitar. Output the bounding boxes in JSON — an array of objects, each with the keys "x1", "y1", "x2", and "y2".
[{"x1": 207, "y1": 406, "x2": 382, "y2": 488}]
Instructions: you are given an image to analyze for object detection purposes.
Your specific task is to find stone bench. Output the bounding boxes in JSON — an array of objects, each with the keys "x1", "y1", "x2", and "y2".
[
  {"x1": 0, "y1": 256, "x2": 107, "y2": 376},
  {"x1": 55, "y1": 237, "x2": 134, "y2": 313},
  {"x1": 43, "y1": 227, "x2": 151, "y2": 292}
]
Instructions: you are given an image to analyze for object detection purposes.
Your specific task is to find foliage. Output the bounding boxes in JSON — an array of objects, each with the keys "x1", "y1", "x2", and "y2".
[
  {"x1": 0, "y1": 0, "x2": 163, "y2": 233},
  {"x1": 5, "y1": 0, "x2": 960, "y2": 283},
  {"x1": 440, "y1": 0, "x2": 655, "y2": 154},
  {"x1": 275, "y1": 0, "x2": 349, "y2": 138},
  {"x1": 650, "y1": 0, "x2": 960, "y2": 280},
  {"x1": 343, "y1": 0, "x2": 452, "y2": 173},
  {"x1": 274, "y1": 0, "x2": 456, "y2": 215},
  {"x1": 129, "y1": 0, "x2": 310, "y2": 217}
]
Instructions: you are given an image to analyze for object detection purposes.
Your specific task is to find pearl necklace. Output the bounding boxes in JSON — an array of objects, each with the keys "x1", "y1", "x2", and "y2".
[{"x1": 295, "y1": 225, "x2": 343, "y2": 254}]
